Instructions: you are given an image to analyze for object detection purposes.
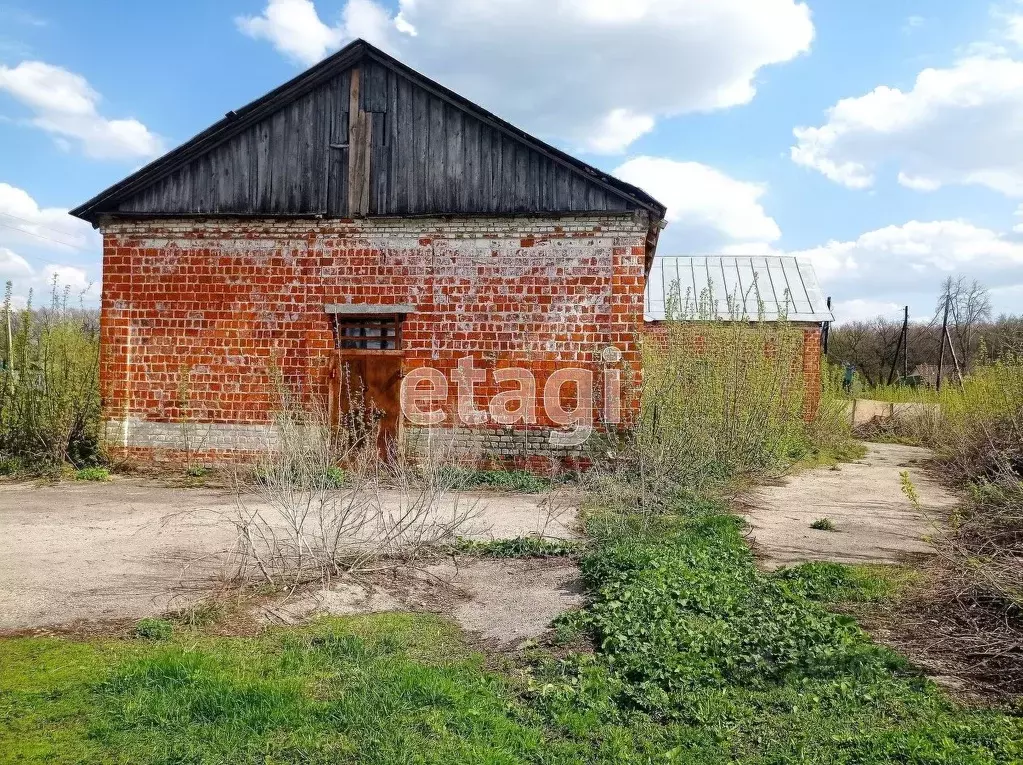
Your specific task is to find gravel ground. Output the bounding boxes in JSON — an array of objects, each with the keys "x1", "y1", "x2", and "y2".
[
  {"x1": 0, "y1": 478, "x2": 578, "y2": 630},
  {"x1": 744, "y1": 442, "x2": 958, "y2": 569}
]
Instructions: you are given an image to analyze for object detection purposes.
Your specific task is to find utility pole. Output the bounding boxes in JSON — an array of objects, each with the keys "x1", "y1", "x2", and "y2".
[
  {"x1": 887, "y1": 306, "x2": 909, "y2": 386},
  {"x1": 822, "y1": 296, "x2": 832, "y2": 355},
  {"x1": 937, "y1": 295, "x2": 950, "y2": 391},
  {"x1": 3, "y1": 301, "x2": 12, "y2": 375},
  {"x1": 902, "y1": 305, "x2": 909, "y2": 381}
]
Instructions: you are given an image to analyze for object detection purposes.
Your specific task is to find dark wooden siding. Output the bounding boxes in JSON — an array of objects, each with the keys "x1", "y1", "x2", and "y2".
[{"x1": 116, "y1": 61, "x2": 635, "y2": 218}]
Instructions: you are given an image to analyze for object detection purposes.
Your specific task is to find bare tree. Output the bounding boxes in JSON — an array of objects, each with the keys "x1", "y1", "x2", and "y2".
[{"x1": 936, "y1": 276, "x2": 992, "y2": 371}]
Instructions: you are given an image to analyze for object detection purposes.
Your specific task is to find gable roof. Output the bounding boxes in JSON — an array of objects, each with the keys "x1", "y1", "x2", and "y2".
[
  {"x1": 645, "y1": 256, "x2": 834, "y2": 323},
  {"x1": 71, "y1": 39, "x2": 666, "y2": 224}
]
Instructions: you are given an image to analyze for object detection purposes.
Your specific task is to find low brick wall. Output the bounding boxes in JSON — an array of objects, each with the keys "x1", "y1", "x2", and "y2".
[
  {"x1": 643, "y1": 321, "x2": 824, "y2": 419},
  {"x1": 845, "y1": 399, "x2": 940, "y2": 427}
]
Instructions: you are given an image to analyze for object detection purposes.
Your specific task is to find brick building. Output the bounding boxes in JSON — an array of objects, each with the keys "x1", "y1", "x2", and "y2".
[
  {"x1": 71, "y1": 39, "x2": 667, "y2": 467},
  {"x1": 644, "y1": 256, "x2": 834, "y2": 417}
]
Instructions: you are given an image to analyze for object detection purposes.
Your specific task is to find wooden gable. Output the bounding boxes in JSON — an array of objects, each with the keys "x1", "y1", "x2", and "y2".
[{"x1": 72, "y1": 41, "x2": 664, "y2": 223}]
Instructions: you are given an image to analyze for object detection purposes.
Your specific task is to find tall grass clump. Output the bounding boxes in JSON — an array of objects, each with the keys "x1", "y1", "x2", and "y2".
[
  {"x1": 589, "y1": 303, "x2": 850, "y2": 520},
  {"x1": 0, "y1": 280, "x2": 102, "y2": 472}
]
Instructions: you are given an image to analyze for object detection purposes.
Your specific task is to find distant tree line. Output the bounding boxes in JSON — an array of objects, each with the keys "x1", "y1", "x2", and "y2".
[{"x1": 827, "y1": 277, "x2": 1023, "y2": 387}]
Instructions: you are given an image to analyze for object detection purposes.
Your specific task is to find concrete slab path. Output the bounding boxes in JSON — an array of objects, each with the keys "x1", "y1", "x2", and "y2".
[{"x1": 744, "y1": 442, "x2": 957, "y2": 569}]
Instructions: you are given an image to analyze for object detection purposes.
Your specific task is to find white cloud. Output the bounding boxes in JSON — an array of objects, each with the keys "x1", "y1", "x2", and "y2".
[
  {"x1": 792, "y1": 14, "x2": 1023, "y2": 196},
  {"x1": 586, "y1": 110, "x2": 656, "y2": 155},
  {"x1": 0, "y1": 247, "x2": 94, "y2": 309},
  {"x1": 0, "y1": 183, "x2": 97, "y2": 251},
  {"x1": 0, "y1": 247, "x2": 32, "y2": 280},
  {"x1": 237, "y1": 0, "x2": 346, "y2": 65},
  {"x1": 613, "y1": 156, "x2": 781, "y2": 251},
  {"x1": 0, "y1": 184, "x2": 100, "y2": 306},
  {"x1": 790, "y1": 220, "x2": 1023, "y2": 317},
  {"x1": 830, "y1": 298, "x2": 904, "y2": 324},
  {"x1": 903, "y1": 15, "x2": 925, "y2": 35},
  {"x1": 238, "y1": 0, "x2": 814, "y2": 153},
  {"x1": 0, "y1": 61, "x2": 163, "y2": 160}
]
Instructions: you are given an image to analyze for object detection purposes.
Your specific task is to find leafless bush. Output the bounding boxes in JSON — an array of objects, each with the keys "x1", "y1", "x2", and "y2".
[
  {"x1": 225, "y1": 403, "x2": 482, "y2": 590},
  {"x1": 905, "y1": 359, "x2": 1023, "y2": 695}
]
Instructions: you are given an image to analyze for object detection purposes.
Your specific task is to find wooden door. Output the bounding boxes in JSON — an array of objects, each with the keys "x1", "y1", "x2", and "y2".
[{"x1": 328, "y1": 352, "x2": 403, "y2": 458}]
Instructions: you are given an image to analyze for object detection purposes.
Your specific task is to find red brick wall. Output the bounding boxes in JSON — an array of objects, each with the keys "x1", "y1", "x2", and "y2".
[
  {"x1": 99, "y1": 215, "x2": 649, "y2": 460},
  {"x1": 643, "y1": 321, "x2": 824, "y2": 419}
]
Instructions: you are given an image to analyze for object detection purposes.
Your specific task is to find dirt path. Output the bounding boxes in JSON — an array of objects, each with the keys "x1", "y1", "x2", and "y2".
[
  {"x1": 744, "y1": 442, "x2": 958, "y2": 569},
  {"x1": 0, "y1": 478, "x2": 577, "y2": 631}
]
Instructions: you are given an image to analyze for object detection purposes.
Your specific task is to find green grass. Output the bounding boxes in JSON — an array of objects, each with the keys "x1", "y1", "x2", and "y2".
[
  {"x1": 0, "y1": 614, "x2": 586, "y2": 764},
  {"x1": 527, "y1": 502, "x2": 1023, "y2": 763},
  {"x1": 2, "y1": 514, "x2": 1020, "y2": 764},
  {"x1": 133, "y1": 618, "x2": 173, "y2": 641},
  {"x1": 774, "y1": 561, "x2": 923, "y2": 604},
  {"x1": 73, "y1": 466, "x2": 110, "y2": 482},
  {"x1": 437, "y1": 466, "x2": 558, "y2": 493},
  {"x1": 454, "y1": 536, "x2": 582, "y2": 558}
]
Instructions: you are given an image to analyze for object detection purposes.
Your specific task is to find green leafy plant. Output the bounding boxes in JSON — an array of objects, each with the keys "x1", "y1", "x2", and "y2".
[
  {"x1": 810, "y1": 517, "x2": 836, "y2": 531},
  {"x1": 436, "y1": 466, "x2": 556, "y2": 493},
  {"x1": 133, "y1": 618, "x2": 173, "y2": 641},
  {"x1": 0, "y1": 279, "x2": 102, "y2": 472},
  {"x1": 454, "y1": 536, "x2": 581, "y2": 558},
  {"x1": 899, "y1": 470, "x2": 921, "y2": 507},
  {"x1": 74, "y1": 466, "x2": 110, "y2": 482},
  {"x1": 322, "y1": 465, "x2": 347, "y2": 488}
]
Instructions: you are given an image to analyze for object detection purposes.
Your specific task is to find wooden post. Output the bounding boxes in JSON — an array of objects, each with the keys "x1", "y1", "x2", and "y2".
[
  {"x1": 822, "y1": 296, "x2": 831, "y2": 354},
  {"x1": 902, "y1": 305, "x2": 909, "y2": 381},
  {"x1": 886, "y1": 306, "x2": 908, "y2": 386},
  {"x1": 3, "y1": 301, "x2": 12, "y2": 375},
  {"x1": 947, "y1": 323, "x2": 965, "y2": 385},
  {"x1": 347, "y1": 66, "x2": 372, "y2": 217},
  {"x1": 936, "y1": 295, "x2": 950, "y2": 391}
]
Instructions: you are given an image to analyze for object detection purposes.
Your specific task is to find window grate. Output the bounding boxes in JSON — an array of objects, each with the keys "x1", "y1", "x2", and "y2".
[{"x1": 332, "y1": 315, "x2": 401, "y2": 351}]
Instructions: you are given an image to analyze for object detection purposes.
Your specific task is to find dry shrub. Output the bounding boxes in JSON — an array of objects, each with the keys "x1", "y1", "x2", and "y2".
[
  {"x1": 227, "y1": 398, "x2": 482, "y2": 590},
  {"x1": 908, "y1": 358, "x2": 1023, "y2": 694}
]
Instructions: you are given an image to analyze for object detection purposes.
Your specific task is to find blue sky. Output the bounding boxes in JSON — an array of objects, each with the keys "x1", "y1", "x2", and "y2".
[{"x1": 2, "y1": 0, "x2": 1023, "y2": 322}]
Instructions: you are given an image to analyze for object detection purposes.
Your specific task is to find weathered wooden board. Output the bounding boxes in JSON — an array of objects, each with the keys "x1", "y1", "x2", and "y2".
[{"x1": 112, "y1": 58, "x2": 638, "y2": 218}]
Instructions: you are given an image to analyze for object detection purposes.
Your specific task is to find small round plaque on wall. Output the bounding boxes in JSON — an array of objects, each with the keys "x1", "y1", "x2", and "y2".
[{"x1": 601, "y1": 346, "x2": 623, "y2": 364}]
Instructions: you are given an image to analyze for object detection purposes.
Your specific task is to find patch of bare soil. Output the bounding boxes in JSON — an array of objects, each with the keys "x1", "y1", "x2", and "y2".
[
  {"x1": 743, "y1": 442, "x2": 958, "y2": 569},
  {"x1": 256, "y1": 557, "x2": 585, "y2": 647}
]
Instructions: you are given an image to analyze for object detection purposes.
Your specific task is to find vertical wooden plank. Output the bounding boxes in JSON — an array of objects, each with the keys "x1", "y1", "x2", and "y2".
[
  {"x1": 371, "y1": 111, "x2": 388, "y2": 214},
  {"x1": 426, "y1": 92, "x2": 445, "y2": 211},
  {"x1": 412, "y1": 83, "x2": 429, "y2": 213},
  {"x1": 445, "y1": 104, "x2": 463, "y2": 212},
  {"x1": 527, "y1": 150, "x2": 539, "y2": 211},
  {"x1": 514, "y1": 140, "x2": 528, "y2": 212},
  {"x1": 347, "y1": 66, "x2": 372, "y2": 217},
  {"x1": 462, "y1": 115, "x2": 479, "y2": 211},
  {"x1": 256, "y1": 120, "x2": 271, "y2": 211},
  {"x1": 394, "y1": 74, "x2": 412, "y2": 214},
  {"x1": 387, "y1": 69, "x2": 400, "y2": 214},
  {"x1": 492, "y1": 130, "x2": 504, "y2": 212},
  {"x1": 476, "y1": 123, "x2": 491, "y2": 213}
]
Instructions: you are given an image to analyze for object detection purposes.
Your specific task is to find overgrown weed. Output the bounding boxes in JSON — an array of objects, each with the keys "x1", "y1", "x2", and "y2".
[{"x1": 0, "y1": 280, "x2": 102, "y2": 473}]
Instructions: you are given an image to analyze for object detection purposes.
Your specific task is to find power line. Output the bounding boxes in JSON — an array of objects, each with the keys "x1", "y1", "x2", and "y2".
[
  {"x1": 0, "y1": 246, "x2": 98, "y2": 272},
  {"x1": 0, "y1": 220, "x2": 88, "y2": 250},
  {"x1": 0, "y1": 211, "x2": 88, "y2": 241}
]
